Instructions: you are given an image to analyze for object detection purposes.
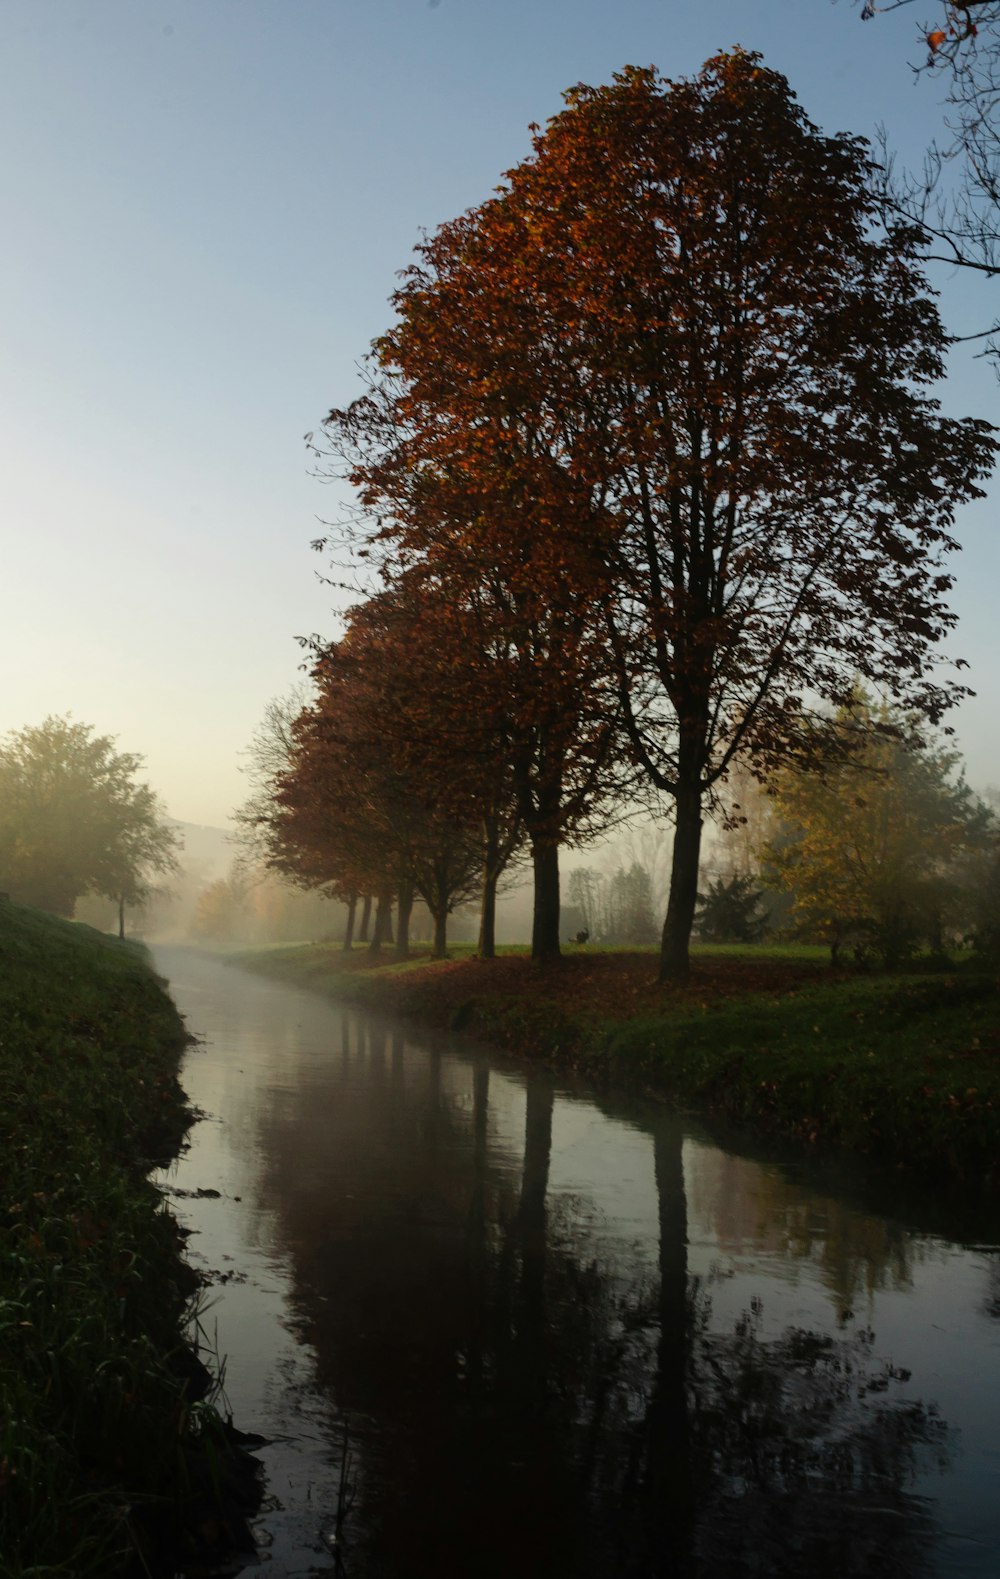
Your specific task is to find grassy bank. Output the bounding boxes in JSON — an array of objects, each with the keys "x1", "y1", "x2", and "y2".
[
  {"x1": 0, "y1": 902, "x2": 254, "y2": 1578},
  {"x1": 230, "y1": 940, "x2": 1000, "y2": 1186}
]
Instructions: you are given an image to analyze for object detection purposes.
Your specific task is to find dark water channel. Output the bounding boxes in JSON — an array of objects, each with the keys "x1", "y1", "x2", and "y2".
[{"x1": 151, "y1": 948, "x2": 1000, "y2": 1578}]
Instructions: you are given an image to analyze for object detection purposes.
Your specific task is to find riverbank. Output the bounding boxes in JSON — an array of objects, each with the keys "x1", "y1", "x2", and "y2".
[
  {"x1": 0, "y1": 902, "x2": 259, "y2": 1577},
  {"x1": 229, "y1": 942, "x2": 1000, "y2": 1186}
]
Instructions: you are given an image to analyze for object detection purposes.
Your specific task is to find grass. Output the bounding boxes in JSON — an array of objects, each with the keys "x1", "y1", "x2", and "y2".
[
  {"x1": 0, "y1": 901, "x2": 249, "y2": 1578},
  {"x1": 229, "y1": 938, "x2": 1000, "y2": 1187}
]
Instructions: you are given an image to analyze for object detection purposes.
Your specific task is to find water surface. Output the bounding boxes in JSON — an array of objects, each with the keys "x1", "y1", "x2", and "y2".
[{"x1": 152, "y1": 947, "x2": 1000, "y2": 1577}]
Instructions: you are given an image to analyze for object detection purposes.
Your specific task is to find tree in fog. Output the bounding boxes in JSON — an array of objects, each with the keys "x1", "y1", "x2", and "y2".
[
  {"x1": 762, "y1": 700, "x2": 990, "y2": 964},
  {"x1": 0, "y1": 715, "x2": 179, "y2": 925},
  {"x1": 566, "y1": 866, "x2": 603, "y2": 938},
  {"x1": 233, "y1": 686, "x2": 312, "y2": 866},
  {"x1": 192, "y1": 874, "x2": 249, "y2": 944},
  {"x1": 602, "y1": 862, "x2": 659, "y2": 945},
  {"x1": 97, "y1": 779, "x2": 181, "y2": 937},
  {"x1": 953, "y1": 785, "x2": 1000, "y2": 961}
]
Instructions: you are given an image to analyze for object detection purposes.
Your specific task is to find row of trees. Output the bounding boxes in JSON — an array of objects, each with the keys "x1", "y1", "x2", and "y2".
[
  {"x1": 254, "y1": 52, "x2": 995, "y2": 981},
  {"x1": 0, "y1": 716, "x2": 179, "y2": 935},
  {"x1": 190, "y1": 862, "x2": 342, "y2": 947}
]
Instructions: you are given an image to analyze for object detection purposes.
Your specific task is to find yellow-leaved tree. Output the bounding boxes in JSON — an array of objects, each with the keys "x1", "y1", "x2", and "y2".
[{"x1": 762, "y1": 701, "x2": 991, "y2": 965}]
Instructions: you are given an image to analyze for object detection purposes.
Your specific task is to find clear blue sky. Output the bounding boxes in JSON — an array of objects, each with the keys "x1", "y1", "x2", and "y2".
[{"x1": 1, "y1": 0, "x2": 996, "y2": 825}]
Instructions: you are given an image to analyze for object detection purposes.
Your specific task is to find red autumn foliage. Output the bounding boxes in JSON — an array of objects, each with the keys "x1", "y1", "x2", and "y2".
[{"x1": 313, "y1": 51, "x2": 997, "y2": 984}]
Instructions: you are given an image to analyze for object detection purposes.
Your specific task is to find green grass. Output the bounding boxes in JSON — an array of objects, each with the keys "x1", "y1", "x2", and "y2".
[
  {"x1": 589, "y1": 973, "x2": 1000, "y2": 1182},
  {"x1": 229, "y1": 938, "x2": 1000, "y2": 1185},
  {"x1": 0, "y1": 901, "x2": 234, "y2": 1577}
]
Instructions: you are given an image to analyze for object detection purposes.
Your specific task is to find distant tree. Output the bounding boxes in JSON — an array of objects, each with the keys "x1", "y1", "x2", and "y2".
[
  {"x1": 605, "y1": 863, "x2": 660, "y2": 946},
  {"x1": 695, "y1": 874, "x2": 771, "y2": 945},
  {"x1": 190, "y1": 862, "x2": 338, "y2": 947},
  {"x1": 959, "y1": 787, "x2": 1000, "y2": 960},
  {"x1": 567, "y1": 867, "x2": 604, "y2": 938},
  {"x1": 97, "y1": 781, "x2": 181, "y2": 938},
  {"x1": 192, "y1": 875, "x2": 248, "y2": 944},
  {"x1": 233, "y1": 686, "x2": 312, "y2": 866},
  {"x1": 762, "y1": 702, "x2": 989, "y2": 964},
  {"x1": 0, "y1": 716, "x2": 179, "y2": 926}
]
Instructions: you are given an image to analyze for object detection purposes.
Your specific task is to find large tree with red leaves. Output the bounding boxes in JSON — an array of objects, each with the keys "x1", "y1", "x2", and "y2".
[{"x1": 319, "y1": 51, "x2": 996, "y2": 981}]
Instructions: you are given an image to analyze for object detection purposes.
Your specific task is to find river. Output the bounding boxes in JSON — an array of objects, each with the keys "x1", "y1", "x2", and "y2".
[{"x1": 151, "y1": 946, "x2": 1000, "y2": 1578}]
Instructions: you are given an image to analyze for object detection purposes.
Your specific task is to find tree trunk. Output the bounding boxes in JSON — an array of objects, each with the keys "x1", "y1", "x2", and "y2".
[
  {"x1": 432, "y1": 903, "x2": 448, "y2": 959},
  {"x1": 531, "y1": 838, "x2": 561, "y2": 962},
  {"x1": 342, "y1": 892, "x2": 357, "y2": 952},
  {"x1": 369, "y1": 889, "x2": 392, "y2": 954},
  {"x1": 358, "y1": 893, "x2": 372, "y2": 943},
  {"x1": 478, "y1": 815, "x2": 501, "y2": 960},
  {"x1": 118, "y1": 894, "x2": 126, "y2": 940},
  {"x1": 395, "y1": 880, "x2": 414, "y2": 960},
  {"x1": 478, "y1": 867, "x2": 498, "y2": 959},
  {"x1": 660, "y1": 777, "x2": 704, "y2": 984}
]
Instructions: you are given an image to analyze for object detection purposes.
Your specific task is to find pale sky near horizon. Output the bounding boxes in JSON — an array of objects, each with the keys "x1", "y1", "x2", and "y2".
[{"x1": 1, "y1": 0, "x2": 997, "y2": 828}]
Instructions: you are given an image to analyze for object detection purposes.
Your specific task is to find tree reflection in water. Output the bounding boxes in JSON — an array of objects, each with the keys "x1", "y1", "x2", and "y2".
[
  {"x1": 252, "y1": 1016, "x2": 953, "y2": 1578},
  {"x1": 684, "y1": 1288, "x2": 948, "y2": 1576}
]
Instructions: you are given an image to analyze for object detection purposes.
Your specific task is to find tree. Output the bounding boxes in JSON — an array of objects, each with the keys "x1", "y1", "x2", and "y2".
[
  {"x1": 762, "y1": 701, "x2": 989, "y2": 964},
  {"x1": 260, "y1": 604, "x2": 488, "y2": 960},
  {"x1": 695, "y1": 874, "x2": 771, "y2": 945},
  {"x1": 192, "y1": 874, "x2": 249, "y2": 944},
  {"x1": 235, "y1": 686, "x2": 373, "y2": 951},
  {"x1": 97, "y1": 780, "x2": 181, "y2": 938},
  {"x1": 520, "y1": 54, "x2": 995, "y2": 982},
  {"x1": 325, "y1": 52, "x2": 995, "y2": 983},
  {"x1": 233, "y1": 686, "x2": 312, "y2": 867},
  {"x1": 963, "y1": 786, "x2": 1000, "y2": 959},
  {"x1": 854, "y1": 1, "x2": 1000, "y2": 359},
  {"x1": 0, "y1": 715, "x2": 179, "y2": 926},
  {"x1": 317, "y1": 209, "x2": 633, "y2": 962},
  {"x1": 566, "y1": 866, "x2": 603, "y2": 938},
  {"x1": 604, "y1": 862, "x2": 660, "y2": 945},
  {"x1": 332, "y1": 576, "x2": 528, "y2": 959}
]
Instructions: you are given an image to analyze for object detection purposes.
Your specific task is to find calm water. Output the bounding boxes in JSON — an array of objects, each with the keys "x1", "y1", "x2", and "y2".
[{"x1": 151, "y1": 947, "x2": 1000, "y2": 1578}]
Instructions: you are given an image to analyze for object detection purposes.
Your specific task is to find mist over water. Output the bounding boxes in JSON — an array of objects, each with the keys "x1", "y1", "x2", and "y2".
[{"x1": 154, "y1": 948, "x2": 1000, "y2": 1578}]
